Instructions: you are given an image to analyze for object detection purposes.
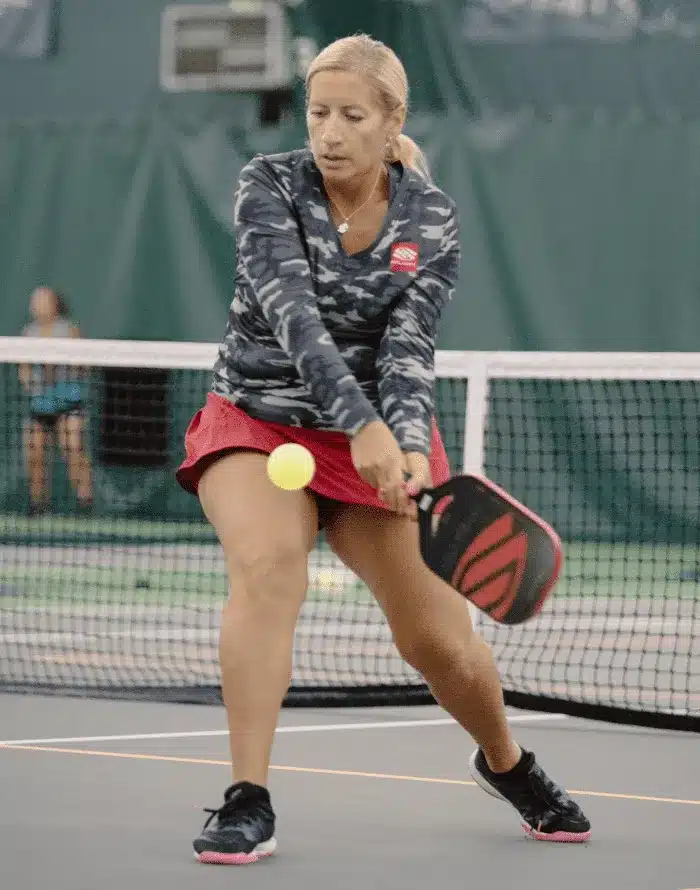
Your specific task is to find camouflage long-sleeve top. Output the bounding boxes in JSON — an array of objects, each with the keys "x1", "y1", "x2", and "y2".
[{"x1": 211, "y1": 149, "x2": 461, "y2": 456}]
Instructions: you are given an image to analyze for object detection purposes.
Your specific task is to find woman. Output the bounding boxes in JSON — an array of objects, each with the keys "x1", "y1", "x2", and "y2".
[
  {"x1": 19, "y1": 286, "x2": 94, "y2": 514},
  {"x1": 176, "y1": 35, "x2": 591, "y2": 865}
]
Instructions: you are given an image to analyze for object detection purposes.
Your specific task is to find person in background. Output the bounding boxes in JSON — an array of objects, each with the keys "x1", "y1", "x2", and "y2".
[{"x1": 18, "y1": 286, "x2": 94, "y2": 514}]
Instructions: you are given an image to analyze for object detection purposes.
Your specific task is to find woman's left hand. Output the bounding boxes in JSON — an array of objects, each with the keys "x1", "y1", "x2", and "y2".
[
  {"x1": 378, "y1": 451, "x2": 432, "y2": 520},
  {"x1": 403, "y1": 451, "x2": 432, "y2": 498}
]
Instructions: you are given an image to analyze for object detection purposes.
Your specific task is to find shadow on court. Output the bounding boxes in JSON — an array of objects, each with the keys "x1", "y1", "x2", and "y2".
[{"x1": 1, "y1": 694, "x2": 699, "y2": 890}]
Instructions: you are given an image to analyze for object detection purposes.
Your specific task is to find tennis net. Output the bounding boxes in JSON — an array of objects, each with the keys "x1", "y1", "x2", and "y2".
[{"x1": 0, "y1": 337, "x2": 698, "y2": 732}]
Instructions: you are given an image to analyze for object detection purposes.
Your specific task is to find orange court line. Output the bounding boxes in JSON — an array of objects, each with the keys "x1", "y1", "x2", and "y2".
[{"x1": 3, "y1": 743, "x2": 700, "y2": 807}]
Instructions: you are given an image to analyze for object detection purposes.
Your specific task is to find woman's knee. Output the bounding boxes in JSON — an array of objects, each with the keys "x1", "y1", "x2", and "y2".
[
  {"x1": 388, "y1": 605, "x2": 481, "y2": 680},
  {"x1": 57, "y1": 416, "x2": 83, "y2": 457},
  {"x1": 197, "y1": 451, "x2": 318, "y2": 611},
  {"x1": 390, "y1": 623, "x2": 444, "y2": 675},
  {"x1": 25, "y1": 420, "x2": 42, "y2": 444},
  {"x1": 226, "y1": 541, "x2": 309, "y2": 607}
]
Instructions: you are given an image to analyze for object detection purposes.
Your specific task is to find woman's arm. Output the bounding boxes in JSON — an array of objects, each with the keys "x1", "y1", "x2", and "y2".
[
  {"x1": 233, "y1": 156, "x2": 380, "y2": 437},
  {"x1": 376, "y1": 202, "x2": 461, "y2": 456}
]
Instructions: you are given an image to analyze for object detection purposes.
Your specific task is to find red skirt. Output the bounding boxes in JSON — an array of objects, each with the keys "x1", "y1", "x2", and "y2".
[{"x1": 175, "y1": 392, "x2": 451, "y2": 510}]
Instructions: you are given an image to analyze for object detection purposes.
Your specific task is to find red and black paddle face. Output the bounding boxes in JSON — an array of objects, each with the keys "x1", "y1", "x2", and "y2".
[{"x1": 415, "y1": 475, "x2": 562, "y2": 625}]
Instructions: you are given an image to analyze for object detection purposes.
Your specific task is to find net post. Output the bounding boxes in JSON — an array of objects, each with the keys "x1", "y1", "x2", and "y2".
[
  {"x1": 461, "y1": 353, "x2": 490, "y2": 626},
  {"x1": 462, "y1": 352, "x2": 490, "y2": 476}
]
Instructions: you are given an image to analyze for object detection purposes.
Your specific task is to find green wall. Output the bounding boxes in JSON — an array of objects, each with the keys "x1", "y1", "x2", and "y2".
[
  {"x1": 2, "y1": 2, "x2": 700, "y2": 538},
  {"x1": 2, "y1": 0, "x2": 700, "y2": 349}
]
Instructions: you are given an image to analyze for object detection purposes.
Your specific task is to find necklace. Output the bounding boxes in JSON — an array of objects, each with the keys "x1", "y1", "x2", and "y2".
[{"x1": 327, "y1": 165, "x2": 384, "y2": 235}]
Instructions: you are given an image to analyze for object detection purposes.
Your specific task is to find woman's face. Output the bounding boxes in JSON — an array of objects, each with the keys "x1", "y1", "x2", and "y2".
[
  {"x1": 30, "y1": 287, "x2": 59, "y2": 323},
  {"x1": 307, "y1": 70, "x2": 399, "y2": 186}
]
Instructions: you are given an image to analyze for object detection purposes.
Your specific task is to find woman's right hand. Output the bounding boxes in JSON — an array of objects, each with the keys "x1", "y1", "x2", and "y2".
[
  {"x1": 351, "y1": 420, "x2": 412, "y2": 515},
  {"x1": 18, "y1": 364, "x2": 31, "y2": 390}
]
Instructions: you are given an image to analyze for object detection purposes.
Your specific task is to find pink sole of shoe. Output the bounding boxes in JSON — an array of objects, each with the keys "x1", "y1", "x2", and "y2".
[
  {"x1": 196, "y1": 849, "x2": 275, "y2": 865},
  {"x1": 523, "y1": 824, "x2": 592, "y2": 843}
]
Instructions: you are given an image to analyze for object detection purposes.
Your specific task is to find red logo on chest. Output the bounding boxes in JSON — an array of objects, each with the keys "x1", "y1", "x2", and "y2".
[{"x1": 390, "y1": 242, "x2": 419, "y2": 273}]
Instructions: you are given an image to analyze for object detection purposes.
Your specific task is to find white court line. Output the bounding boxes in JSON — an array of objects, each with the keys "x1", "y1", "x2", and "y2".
[{"x1": 0, "y1": 712, "x2": 564, "y2": 747}]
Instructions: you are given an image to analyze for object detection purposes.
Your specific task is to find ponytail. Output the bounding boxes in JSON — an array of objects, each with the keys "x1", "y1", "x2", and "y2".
[{"x1": 387, "y1": 133, "x2": 431, "y2": 182}]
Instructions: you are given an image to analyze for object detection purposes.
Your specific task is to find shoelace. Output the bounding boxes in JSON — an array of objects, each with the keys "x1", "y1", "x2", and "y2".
[
  {"x1": 529, "y1": 766, "x2": 579, "y2": 813},
  {"x1": 494, "y1": 763, "x2": 580, "y2": 832},
  {"x1": 202, "y1": 805, "x2": 229, "y2": 832},
  {"x1": 202, "y1": 791, "x2": 269, "y2": 832},
  {"x1": 202, "y1": 789, "x2": 245, "y2": 830}
]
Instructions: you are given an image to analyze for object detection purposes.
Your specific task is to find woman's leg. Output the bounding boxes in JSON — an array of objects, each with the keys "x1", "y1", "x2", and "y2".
[
  {"x1": 23, "y1": 420, "x2": 50, "y2": 511},
  {"x1": 197, "y1": 450, "x2": 319, "y2": 787},
  {"x1": 56, "y1": 415, "x2": 93, "y2": 505},
  {"x1": 325, "y1": 504, "x2": 519, "y2": 771},
  {"x1": 324, "y1": 503, "x2": 590, "y2": 842}
]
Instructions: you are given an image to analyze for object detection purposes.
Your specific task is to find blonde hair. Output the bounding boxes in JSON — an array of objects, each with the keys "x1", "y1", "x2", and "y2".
[{"x1": 305, "y1": 34, "x2": 431, "y2": 181}]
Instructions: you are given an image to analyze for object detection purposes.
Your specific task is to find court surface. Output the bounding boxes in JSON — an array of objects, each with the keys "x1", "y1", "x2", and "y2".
[{"x1": 1, "y1": 694, "x2": 699, "y2": 890}]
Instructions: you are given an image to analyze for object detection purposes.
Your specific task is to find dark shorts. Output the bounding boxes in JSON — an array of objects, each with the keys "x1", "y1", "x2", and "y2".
[
  {"x1": 29, "y1": 408, "x2": 83, "y2": 431},
  {"x1": 175, "y1": 393, "x2": 451, "y2": 516}
]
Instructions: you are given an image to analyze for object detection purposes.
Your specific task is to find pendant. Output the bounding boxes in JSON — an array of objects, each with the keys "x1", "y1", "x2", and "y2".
[{"x1": 337, "y1": 222, "x2": 349, "y2": 234}]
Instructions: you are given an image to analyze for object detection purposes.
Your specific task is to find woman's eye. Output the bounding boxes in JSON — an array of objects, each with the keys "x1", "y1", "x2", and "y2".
[{"x1": 308, "y1": 109, "x2": 362, "y2": 122}]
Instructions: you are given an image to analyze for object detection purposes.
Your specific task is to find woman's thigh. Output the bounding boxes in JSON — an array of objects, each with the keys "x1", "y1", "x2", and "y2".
[
  {"x1": 324, "y1": 503, "x2": 475, "y2": 638},
  {"x1": 23, "y1": 419, "x2": 50, "y2": 460},
  {"x1": 56, "y1": 413, "x2": 85, "y2": 455},
  {"x1": 198, "y1": 450, "x2": 320, "y2": 608}
]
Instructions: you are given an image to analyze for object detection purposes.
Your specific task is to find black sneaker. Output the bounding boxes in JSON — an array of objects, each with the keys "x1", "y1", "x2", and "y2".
[
  {"x1": 193, "y1": 781, "x2": 277, "y2": 865},
  {"x1": 469, "y1": 748, "x2": 591, "y2": 843}
]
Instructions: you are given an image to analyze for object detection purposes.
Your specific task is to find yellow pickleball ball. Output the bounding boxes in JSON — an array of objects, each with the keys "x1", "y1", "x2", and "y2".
[{"x1": 266, "y1": 443, "x2": 316, "y2": 491}]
